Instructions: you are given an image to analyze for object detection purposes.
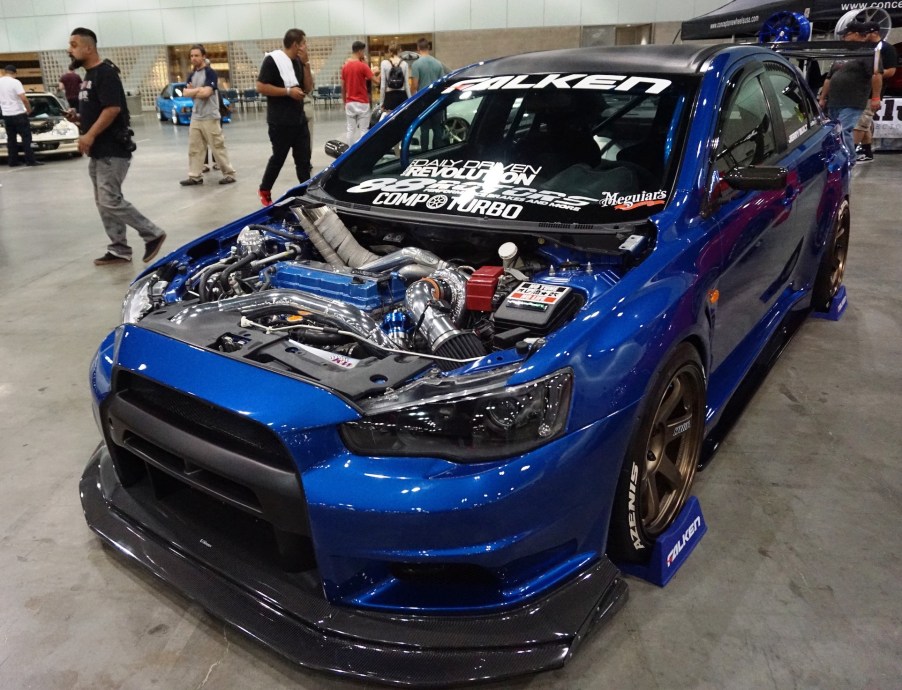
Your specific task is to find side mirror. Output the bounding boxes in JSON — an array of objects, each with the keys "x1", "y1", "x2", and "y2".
[
  {"x1": 723, "y1": 166, "x2": 788, "y2": 190},
  {"x1": 701, "y1": 165, "x2": 789, "y2": 218},
  {"x1": 325, "y1": 139, "x2": 348, "y2": 159}
]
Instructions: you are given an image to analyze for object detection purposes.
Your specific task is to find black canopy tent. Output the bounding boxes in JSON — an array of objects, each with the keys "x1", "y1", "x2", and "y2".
[{"x1": 680, "y1": 1, "x2": 902, "y2": 41}]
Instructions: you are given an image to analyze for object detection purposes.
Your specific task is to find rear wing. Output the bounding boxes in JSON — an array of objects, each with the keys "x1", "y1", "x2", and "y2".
[{"x1": 769, "y1": 40, "x2": 879, "y2": 62}]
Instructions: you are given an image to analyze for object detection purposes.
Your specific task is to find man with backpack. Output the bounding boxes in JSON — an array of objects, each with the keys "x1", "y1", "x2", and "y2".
[{"x1": 377, "y1": 43, "x2": 411, "y2": 119}]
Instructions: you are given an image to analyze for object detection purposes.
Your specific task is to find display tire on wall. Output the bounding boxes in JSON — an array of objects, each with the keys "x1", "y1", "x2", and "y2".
[
  {"x1": 607, "y1": 342, "x2": 705, "y2": 564},
  {"x1": 812, "y1": 199, "x2": 850, "y2": 312}
]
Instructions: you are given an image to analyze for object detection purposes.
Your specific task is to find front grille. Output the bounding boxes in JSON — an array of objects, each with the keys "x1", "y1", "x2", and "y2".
[
  {"x1": 116, "y1": 370, "x2": 293, "y2": 471},
  {"x1": 103, "y1": 370, "x2": 315, "y2": 571}
]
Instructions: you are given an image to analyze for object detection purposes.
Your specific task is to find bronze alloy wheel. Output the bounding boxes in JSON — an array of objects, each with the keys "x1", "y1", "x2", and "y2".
[
  {"x1": 827, "y1": 208, "x2": 849, "y2": 296},
  {"x1": 813, "y1": 199, "x2": 850, "y2": 311},
  {"x1": 640, "y1": 361, "x2": 705, "y2": 536},
  {"x1": 608, "y1": 343, "x2": 705, "y2": 562}
]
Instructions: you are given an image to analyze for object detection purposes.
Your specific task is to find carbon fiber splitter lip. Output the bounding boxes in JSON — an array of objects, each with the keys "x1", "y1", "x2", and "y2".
[{"x1": 80, "y1": 444, "x2": 628, "y2": 687}]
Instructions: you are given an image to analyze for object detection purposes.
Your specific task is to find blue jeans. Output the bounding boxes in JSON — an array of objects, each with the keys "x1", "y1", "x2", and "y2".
[{"x1": 827, "y1": 106, "x2": 863, "y2": 162}]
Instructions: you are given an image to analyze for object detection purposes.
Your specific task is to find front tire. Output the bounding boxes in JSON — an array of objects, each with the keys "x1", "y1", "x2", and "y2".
[
  {"x1": 608, "y1": 343, "x2": 705, "y2": 564},
  {"x1": 171, "y1": 109, "x2": 179, "y2": 125},
  {"x1": 812, "y1": 199, "x2": 850, "y2": 312}
]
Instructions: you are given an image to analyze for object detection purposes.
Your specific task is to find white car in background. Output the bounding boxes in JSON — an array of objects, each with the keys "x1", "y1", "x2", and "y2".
[{"x1": 0, "y1": 93, "x2": 80, "y2": 159}]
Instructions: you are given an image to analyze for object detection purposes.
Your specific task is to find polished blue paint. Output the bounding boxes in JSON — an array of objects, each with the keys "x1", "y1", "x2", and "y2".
[{"x1": 90, "y1": 44, "x2": 851, "y2": 620}]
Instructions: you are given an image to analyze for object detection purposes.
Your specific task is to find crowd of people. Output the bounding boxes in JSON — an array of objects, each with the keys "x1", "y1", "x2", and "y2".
[{"x1": 1, "y1": 27, "x2": 445, "y2": 265}]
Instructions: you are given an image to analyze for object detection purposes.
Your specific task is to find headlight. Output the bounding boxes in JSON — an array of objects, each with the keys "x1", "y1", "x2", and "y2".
[
  {"x1": 341, "y1": 368, "x2": 572, "y2": 462},
  {"x1": 121, "y1": 273, "x2": 156, "y2": 324}
]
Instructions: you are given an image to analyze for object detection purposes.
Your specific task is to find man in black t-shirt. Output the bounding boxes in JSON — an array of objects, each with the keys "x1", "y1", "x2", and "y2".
[
  {"x1": 67, "y1": 27, "x2": 166, "y2": 265},
  {"x1": 854, "y1": 21, "x2": 898, "y2": 162},
  {"x1": 818, "y1": 21, "x2": 882, "y2": 163},
  {"x1": 254, "y1": 28, "x2": 314, "y2": 206}
]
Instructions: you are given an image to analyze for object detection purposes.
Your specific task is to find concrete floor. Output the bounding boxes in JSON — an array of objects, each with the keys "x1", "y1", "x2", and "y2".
[{"x1": 1, "y1": 105, "x2": 900, "y2": 690}]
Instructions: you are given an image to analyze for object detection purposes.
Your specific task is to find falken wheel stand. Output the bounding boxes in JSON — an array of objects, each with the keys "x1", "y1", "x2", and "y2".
[{"x1": 617, "y1": 496, "x2": 707, "y2": 587}]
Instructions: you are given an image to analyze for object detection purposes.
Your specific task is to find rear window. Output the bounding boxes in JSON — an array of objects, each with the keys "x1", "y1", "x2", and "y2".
[{"x1": 320, "y1": 72, "x2": 697, "y2": 225}]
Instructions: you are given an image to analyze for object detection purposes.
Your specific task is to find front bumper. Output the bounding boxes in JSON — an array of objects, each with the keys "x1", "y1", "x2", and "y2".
[
  {"x1": 81, "y1": 443, "x2": 628, "y2": 686},
  {"x1": 0, "y1": 136, "x2": 79, "y2": 157}
]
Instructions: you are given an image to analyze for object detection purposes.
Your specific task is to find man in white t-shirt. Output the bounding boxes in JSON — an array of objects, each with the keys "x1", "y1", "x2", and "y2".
[{"x1": 0, "y1": 64, "x2": 41, "y2": 166}]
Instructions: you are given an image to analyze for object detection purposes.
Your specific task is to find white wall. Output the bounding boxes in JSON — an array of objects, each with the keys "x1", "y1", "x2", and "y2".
[{"x1": 0, "y1": 0, "x2": 725, "y2": 52}]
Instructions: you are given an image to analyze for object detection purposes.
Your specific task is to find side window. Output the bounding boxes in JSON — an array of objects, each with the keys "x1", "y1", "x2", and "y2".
[
  {"x1": 715, "y1": 76, "x2": 777, "y2": 174},
  {"x1": 762, "y1": 67, "x2": 813, "y2": 146}
]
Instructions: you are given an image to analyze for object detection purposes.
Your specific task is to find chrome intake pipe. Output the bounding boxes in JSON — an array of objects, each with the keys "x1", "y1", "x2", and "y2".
[{"x1": 169, "y1": 289, "x2": 393, "y2": 347}]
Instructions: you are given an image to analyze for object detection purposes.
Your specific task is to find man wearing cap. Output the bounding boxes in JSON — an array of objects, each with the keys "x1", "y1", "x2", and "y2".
[
  {"x1": 818, "y1": 21, "x2": 883, "y2": 163},
  {"x1": 853, "y1": 21, "x2": 897, "y2": 162},
  {"x1": 0, "y1": 64, "x2": 42, "y2": 167}
]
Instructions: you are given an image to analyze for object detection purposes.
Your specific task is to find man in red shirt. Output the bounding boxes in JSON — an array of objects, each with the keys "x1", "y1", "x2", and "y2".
[{"x1": 340, "y1": 41, "x2": 374, "y2": 145}]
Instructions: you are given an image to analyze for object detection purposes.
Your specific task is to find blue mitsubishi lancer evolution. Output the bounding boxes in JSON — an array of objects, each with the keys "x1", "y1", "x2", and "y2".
[{"x1": 81, "y1": 43, "x2": 852, "y2": 685}]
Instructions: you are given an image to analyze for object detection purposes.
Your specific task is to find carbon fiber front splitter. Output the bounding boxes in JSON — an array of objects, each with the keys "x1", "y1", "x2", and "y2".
[{"x1": 80, "y1": 444, "x2": 628, "y2": 687}]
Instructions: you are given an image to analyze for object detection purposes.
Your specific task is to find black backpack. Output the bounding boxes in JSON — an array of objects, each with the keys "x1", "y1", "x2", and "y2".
[{"x1": 386, "y1": 60, "x2": 404, "y2": 90}]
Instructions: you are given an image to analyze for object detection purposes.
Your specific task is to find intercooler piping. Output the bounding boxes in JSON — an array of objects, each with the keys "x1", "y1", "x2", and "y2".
[
  {"x1": 169, "y1": 289, "x2": 393, "y2": 348},
  {"x1": 292, "y1": 205, "x2": 378, "y2": 268},
  {"x1": 290, "y1": 204, "x2": 451, "y2": 276},
  {"x1": 406, "y1": 270, "x2": 485, "y2": 371}
]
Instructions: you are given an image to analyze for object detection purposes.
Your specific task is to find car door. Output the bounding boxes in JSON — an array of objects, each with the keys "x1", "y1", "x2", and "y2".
[
  {"x1": 707, "y1": 64, "x2": 809, "y2": 371},
  {"x1": 158, "y1": 85, "x2": 172, "y2": 115},
  {"x1": 758, "y1": 60, "x2": 830, "y2": 289}
]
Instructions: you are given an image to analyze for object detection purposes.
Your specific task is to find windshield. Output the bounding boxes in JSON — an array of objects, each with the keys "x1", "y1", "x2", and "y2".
[
  {"x1": 321, "y1": 72, "x2": 697, "y2": 225},
  {"x1": 28, "y1": 95, "x2": 66, "y2": 118}
]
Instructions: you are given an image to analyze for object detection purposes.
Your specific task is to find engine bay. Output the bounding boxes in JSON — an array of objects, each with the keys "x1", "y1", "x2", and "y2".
[{"x1": 133, "y1": 199, "x2": 653, "y2": 401}]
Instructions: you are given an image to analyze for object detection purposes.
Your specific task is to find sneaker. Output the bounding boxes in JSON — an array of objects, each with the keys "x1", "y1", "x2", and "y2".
[
  {"x1": 179, "y1": 177, "x2": 203, "y2": 186},
  {"x1": 258, "y1": 189, "x2": 273, "y2": 206},
  {"x1": 219, "y1": 175, "x2": 236, "y2": 185},
  {"x1": 142, "y1": 233, "x2": 167, "y2": 263},
  {"x1": 94, "y1": 252, "x2": 131, "y2": 266},
  {"x1": 856, "y1": 151, "x2": 874, "y2": 162},
  {"x1": 202, "y1": 164, "x2": 211, "y2": 173}
]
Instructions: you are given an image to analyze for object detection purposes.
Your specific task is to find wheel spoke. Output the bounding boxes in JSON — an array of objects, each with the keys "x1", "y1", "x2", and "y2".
[
  {"x1": 664, "y1": 411, "x2": 694, "y2": 444},
  {"x1": 656, "y1": 453, "x2": 683, "y2": 490},
  {"x1": 658, "y1": 377, "x2": 683, "y2": 421},
  {"x1": 642, "y1": 470, "x2": 661, "y2": 522}
]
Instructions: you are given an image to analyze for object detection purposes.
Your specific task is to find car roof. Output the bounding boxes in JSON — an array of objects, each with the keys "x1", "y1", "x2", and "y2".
[{"x1": 456, "y1": 43, "x2": 776, "y2": 78}]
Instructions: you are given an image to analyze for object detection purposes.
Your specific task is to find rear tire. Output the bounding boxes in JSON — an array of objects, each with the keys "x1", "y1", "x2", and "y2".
[
  {"x1": 607, "y1": 343, "x2": 705, "y2": 564},
  {"x1": 812, "y1": 199, "x2": 850, "y2": 312}
]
